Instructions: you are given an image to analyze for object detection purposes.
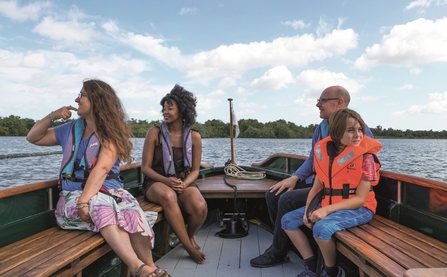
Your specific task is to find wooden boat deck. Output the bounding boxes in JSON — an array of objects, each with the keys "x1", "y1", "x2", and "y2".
[{"x1": 155, "y1": 222, "x2": 303, "y2": 277}]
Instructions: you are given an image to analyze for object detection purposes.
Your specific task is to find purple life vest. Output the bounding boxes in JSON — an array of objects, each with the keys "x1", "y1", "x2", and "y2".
[
  {"x1": 159, "y1": 121, "x2": 192, "y2": 176},
  {"x1": 59, "y1": 119, "x2": 101, "y2": 180}
]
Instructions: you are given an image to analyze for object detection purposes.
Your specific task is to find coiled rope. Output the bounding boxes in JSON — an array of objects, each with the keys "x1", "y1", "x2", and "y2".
[{"x1": 224, "y1": 164, "x2": 266, "y2": 180}]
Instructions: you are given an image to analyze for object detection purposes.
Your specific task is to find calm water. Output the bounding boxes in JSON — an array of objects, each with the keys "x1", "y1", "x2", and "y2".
[{"x1": 1, "y1": 137, "x2": 446, "y2": 189}]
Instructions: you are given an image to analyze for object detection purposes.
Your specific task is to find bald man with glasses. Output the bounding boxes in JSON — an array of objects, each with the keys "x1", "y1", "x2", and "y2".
[{"x1": 250, "y1": 85, "x2": 374, "y2": 268}]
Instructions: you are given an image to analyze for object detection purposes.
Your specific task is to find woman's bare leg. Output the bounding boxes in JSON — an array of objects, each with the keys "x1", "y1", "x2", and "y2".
[
  {"x1": 178, "y1": 186, "x2": 207, "y2": 250},
  {"x1": 147, "y1": 183, "x2": 206, "y2": 264},
  {"x1": 100, "y1": 225, "x2": 158, "y2": 276}
]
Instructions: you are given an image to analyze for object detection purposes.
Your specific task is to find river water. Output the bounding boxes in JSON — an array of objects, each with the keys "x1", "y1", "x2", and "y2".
[{"x1": 1, "y1": 137, "x2": 446, "y2": 189}]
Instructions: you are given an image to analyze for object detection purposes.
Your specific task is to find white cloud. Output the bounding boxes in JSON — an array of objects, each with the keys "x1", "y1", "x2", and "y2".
[
  {"x1": 399, "y1": 83, "x2": 414, "y2": 90},
  {"x1": 353, "y1": 18, "x2": 447, "y2": 70},
  {"x1": 250, "y1": 66, "x2": 295, "y2": 91},
  {"x1": 218, "y1": 77, "x2": 238, "y2": 88},
  {"x1": 33, "y1": 16, "x2": 99, "y2": 46},
  {"x1": 196, "y1": 89, "x2": 224, "y2": 112},
  {"x1": 316, "y1": 17, "x2": 332, "y2": 37},
  {"x1": 236, "y1": 87, "x2": 246, "y2": 94},
  {"x1": 410, "y1": 67, "x2": 423, "y2": 75},
  {"x1": 0, "y1": 48, "x2": 152, "y2": 116},
  {"x1": 0, "y1": 0, "x2": 51, "y2": 22},
  {"x1": 238, "y1": 101, "x2": 267, "y2": 115},
  {"x1": 185, "y1": 28, "x2": 358, "y2": 82},
  {"x1": 178, "y1": 7, "x2": 197, "y2": 15},
  {"x1": 337, "y1": 17, "x2": 347, "y2": 29},
  {"x1": 102, "y1": 21, "x2": 185, "y2": 68},
  {"x1": 296, "y1": 68, "x2": 364, "y2": 96},
  {"x1": 394, "y1": 91, "x2": 447, "y2": 116},
  {"x1": 404, "y1": 0, "x2": 432, "y2": 10},
  {"x1": 281, "y1": 20, "x2": 309, "y2": 29}
]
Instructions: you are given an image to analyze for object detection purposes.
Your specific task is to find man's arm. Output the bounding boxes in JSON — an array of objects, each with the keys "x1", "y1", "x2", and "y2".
[
  {"x1": 365, "y1": 124, "x2": 374, "y2": 138},
  {"x1": 292, "y1": 123, "x2": 321, "y2": 182}
]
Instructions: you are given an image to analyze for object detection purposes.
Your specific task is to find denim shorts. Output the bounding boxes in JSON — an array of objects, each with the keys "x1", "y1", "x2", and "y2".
[{"x1": 281, "y1": 204, "x2": 373, "y2": 240}]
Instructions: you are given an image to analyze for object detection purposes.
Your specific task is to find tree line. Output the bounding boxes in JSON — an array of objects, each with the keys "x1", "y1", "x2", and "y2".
[{"x1": 1, "y1": 115, "x2": 446, "y2": 139}]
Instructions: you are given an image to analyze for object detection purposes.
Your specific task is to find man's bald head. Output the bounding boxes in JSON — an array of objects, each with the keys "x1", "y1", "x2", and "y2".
[{"x1": 317, "y1": 86, "x2": 351, "y2": 119}]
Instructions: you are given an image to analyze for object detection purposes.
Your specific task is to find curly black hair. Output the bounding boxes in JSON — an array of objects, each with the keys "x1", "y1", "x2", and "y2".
[{"x1": 160, "y1": 84, "x2": 197, "y2": 126}]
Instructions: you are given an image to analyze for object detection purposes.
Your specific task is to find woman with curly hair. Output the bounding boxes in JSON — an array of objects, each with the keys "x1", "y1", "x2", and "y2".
[
  {"x1": 27, "y1": 79, "x2": 170, "y2": 277},
  {"x1": 141, "y1": 85, "x2": 207, "y2": 264}
]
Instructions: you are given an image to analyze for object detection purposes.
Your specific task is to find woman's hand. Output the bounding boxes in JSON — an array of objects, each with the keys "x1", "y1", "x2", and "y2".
[
  {"x1": 27, "y1": 105, "x2": 79, "y2": 145},
  {"x1": 166, "y1": 177, "x2": 186, "y2": 194},
  {"x1": 53, "y1": 105, "x2": 78, "y2": 121},
  {"x1": 77, "y1": 206, "x2": 92, "y2": 223}
]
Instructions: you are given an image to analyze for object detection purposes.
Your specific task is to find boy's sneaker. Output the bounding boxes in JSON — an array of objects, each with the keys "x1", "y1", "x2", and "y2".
[
  {"x1": 320, "y1": 266, "x2": 345, "y2": 277},
  {"x1": 250, "y1": 246, "x2": 290, "y2": 268},
  {"x1": 296, "y1": 265, "x2": 317, "y2": 277}
]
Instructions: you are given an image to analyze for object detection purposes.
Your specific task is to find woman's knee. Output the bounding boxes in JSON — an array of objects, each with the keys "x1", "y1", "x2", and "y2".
[
  {"x1": 180, "y1": 191, "x2": 207, "y2": 215},
  {"x1": 153, "y1": 189, "x2": 177, "y2": 205},
  {"x1": 196, "y1": 200, "x2": 208, "y2": 216}
]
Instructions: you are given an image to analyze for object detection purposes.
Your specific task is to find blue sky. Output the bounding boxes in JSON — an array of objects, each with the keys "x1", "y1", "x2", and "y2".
[{"x1": 1, "y1": 0, "x2": 447, "y2": 131}]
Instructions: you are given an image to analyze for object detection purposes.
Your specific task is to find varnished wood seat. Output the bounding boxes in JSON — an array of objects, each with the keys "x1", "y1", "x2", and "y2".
[
  {"x1": 334, "y1": 215, "x2": 447, "y2": 277},
  {"x1": 0, "y1": 196, "x2": 165, "y2": 277}
]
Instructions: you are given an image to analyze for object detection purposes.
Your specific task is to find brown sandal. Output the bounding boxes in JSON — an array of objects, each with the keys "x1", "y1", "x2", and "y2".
[
  {"x1": 136, "y1": 264, "x2": 171, "y2": 277},
  {"x1": 135, "y1": 263, "x2": 147, "y2": 277},
  {"x1": 153, "y1": 266, "x2": 171, "y2": 277}
]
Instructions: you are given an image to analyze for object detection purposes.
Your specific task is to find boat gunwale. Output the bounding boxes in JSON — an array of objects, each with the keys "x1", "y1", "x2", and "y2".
[{"x1": 2, "y1": 154, "x2": 447, "y2": 199}]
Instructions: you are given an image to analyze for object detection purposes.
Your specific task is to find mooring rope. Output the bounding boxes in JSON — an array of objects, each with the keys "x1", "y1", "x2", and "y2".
[
  {"x1": 0, "y1": 151, "x2": 62, "y2": 160},
  {"x1": 224, "y1": 163, "x2": 266, "y2": 180}
]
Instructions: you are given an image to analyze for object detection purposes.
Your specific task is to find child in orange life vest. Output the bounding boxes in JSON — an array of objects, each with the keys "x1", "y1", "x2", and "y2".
[{"x1": 281, "y1": 109, "x2": 382, "y2": 277}]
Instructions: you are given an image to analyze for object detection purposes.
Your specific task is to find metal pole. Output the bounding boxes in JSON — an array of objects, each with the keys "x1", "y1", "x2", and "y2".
[{"x1": 228, "y1": 98, "x2": 235, "y2": 164}]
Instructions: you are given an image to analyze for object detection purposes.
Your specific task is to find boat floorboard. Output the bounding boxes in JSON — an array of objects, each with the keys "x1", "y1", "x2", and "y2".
[{"x1": 155, "y1": 222, "x2": 303, "y2": 277}]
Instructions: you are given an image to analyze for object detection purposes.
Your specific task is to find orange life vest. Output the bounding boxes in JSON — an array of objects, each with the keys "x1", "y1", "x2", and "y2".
[{"x1": 314, "y1": 136, "x2": 382, "y2": 213}]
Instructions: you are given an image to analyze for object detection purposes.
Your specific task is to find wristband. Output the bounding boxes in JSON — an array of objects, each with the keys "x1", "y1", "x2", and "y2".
[{"x1": 49, "y1": 111, "x2": 54, "y2": 122}]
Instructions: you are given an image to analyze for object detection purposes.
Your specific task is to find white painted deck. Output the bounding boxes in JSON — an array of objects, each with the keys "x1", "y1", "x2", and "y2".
[{"x1": 155, "y1": 223, "x2": 304, "y2": 277}]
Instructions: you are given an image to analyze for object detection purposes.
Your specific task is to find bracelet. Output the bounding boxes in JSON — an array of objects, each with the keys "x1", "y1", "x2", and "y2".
[
  {"x1": 49, "y1": 111, "x2": 54, "y2": 122},
  {"x1": 76, "y1": 205, "x2": 89, "y2": 209},
  {"x1": 77, "y1": 202, "x2": 89, "y2": 205}
]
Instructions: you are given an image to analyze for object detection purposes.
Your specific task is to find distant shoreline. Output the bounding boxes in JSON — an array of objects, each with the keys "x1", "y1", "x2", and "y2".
[{"x1": 1, "y1": 115, "x2": 446, "y2": 139}]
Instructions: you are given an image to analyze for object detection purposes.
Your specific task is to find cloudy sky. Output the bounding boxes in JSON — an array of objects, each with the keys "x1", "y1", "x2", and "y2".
[{"x1": 1, "y1": 0, "x2": 447, "y2": 131}]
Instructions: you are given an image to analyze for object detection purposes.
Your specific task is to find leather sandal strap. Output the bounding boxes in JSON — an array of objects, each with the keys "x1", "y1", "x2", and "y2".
[{"x1": 135, "y1": 263, "x2": 147, "y2": 277}]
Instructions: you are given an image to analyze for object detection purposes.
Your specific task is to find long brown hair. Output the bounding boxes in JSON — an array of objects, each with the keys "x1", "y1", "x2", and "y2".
[{"x1": 82, "y1": 79, "x2": 134, "y2": 164}]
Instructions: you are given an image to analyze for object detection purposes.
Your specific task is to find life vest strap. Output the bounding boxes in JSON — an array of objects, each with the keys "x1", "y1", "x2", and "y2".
[{"x1": 323, "y1": 184, "x2": 372, "y2": 199}]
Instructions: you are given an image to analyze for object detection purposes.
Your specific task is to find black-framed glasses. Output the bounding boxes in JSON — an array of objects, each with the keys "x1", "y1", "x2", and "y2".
[
  {"x1": 78, "y1": 92, "x2": 87, "y2": 99},
  {"x1": 317, "y1": 98, "x2": 339, "y2": 103}
]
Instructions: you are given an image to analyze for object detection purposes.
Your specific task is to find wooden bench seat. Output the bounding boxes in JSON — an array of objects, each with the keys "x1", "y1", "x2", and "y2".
[
  {"x1": 334, "y1": 215, "x2": 447, "y2": 277},
  {"x1": 0, "y1": 196, "x2": 164, "y2": 277}
]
